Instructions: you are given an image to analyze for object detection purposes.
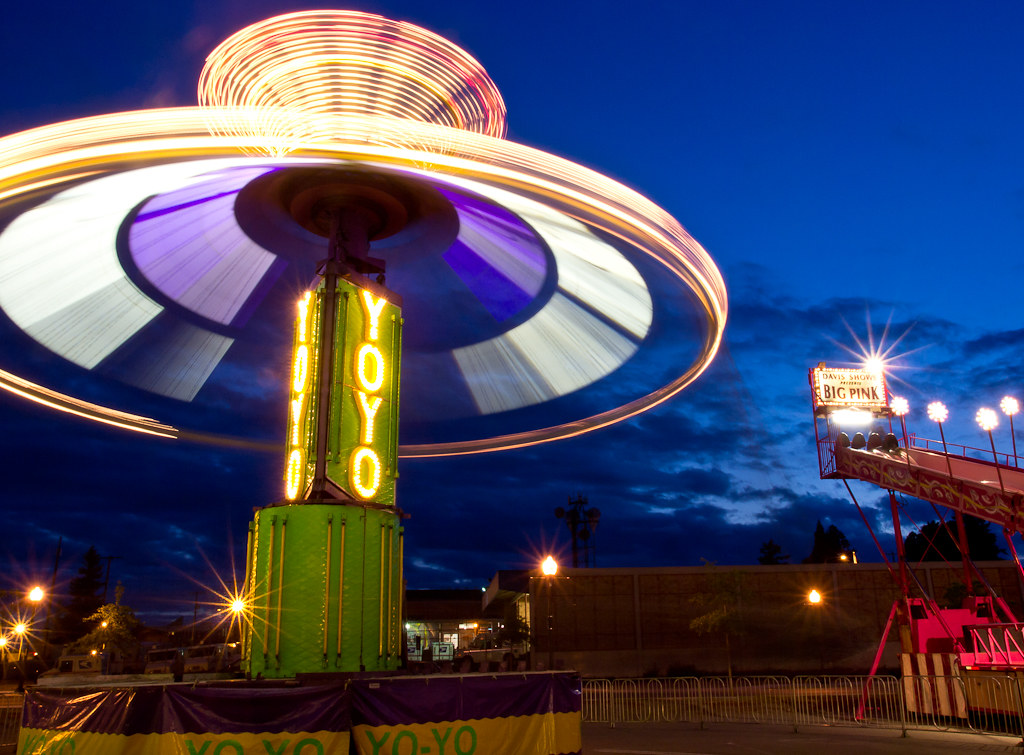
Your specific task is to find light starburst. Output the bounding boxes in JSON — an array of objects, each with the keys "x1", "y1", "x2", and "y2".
[{"x1": 830, "y1": 309, "x2": 930, "y2": 395}]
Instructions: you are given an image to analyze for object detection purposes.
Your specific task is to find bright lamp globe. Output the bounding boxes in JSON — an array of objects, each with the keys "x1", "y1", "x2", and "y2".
[
  {"x1": 977, "y1": 408, "x2": 998, "y2": 432},
  {"x1": 927, "y1": 402, "x2": 948, "y2": 423}
]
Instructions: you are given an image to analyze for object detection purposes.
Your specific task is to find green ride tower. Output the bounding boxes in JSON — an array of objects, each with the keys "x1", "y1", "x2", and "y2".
[{"x1": 245, "y1": 197, "x2": 405, "y2": 677}]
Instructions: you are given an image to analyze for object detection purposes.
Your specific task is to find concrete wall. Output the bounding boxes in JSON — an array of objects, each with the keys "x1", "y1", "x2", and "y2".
[{"x1": 529, "y1": 561, "x2": 1024, "y2": 677}]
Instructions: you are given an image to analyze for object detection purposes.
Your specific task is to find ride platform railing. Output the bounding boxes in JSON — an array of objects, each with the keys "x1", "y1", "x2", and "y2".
[{"x1": 963, "y1": 623, "x2": 1024, "y2": 668}]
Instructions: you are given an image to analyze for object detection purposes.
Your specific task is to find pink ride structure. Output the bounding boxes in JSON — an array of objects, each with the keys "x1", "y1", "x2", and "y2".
[{"x1": 811, "y1": 364, "x2": 1024, "y2": 718}]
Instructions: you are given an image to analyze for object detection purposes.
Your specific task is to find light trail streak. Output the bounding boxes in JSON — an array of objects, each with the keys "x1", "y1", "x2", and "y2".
[
  {"x1": 0, "y1": 11, "x2": 727, "y2": 456},
  {"x1": 198, "y1": 10, "x2": 507, "y2": 156},
  {"x1": 0, "y1": 367, "x2": 177, "y2": 438},
  {"x1": 0, "y1": 108, "x2": 726, "y2": 455}
]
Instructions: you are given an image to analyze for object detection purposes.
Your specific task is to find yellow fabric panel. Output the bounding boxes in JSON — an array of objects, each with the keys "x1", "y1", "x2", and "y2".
[
  {"x1": 18, "y1": 727, "x2": 350, "y2": 754},
  {"x1": 352, "y1": 711, "x2": 582, "y2": 755}
]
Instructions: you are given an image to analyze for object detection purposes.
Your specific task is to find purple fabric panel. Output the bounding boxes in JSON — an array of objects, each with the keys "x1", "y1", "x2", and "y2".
[
  {"x1": 349, "y1": 672, "x2": 582, "y2": 727},
  {"x1": 23, "y1": 687, "x2": 162, "y2": 735},
  {"x1": 22, "y1": 682, "x2": 350, "y2": 735},
  {"x1": 158, "y1": 683, "x2": 350, "y2": 734}
]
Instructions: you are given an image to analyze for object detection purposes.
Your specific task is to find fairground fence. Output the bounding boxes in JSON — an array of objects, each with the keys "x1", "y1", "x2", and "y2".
[
  {"x1": 0, "y1": 693, "x2": 20, "y2": 754},
  {"x1": 3, "y1": 677, "x2": 1024, "y2": 748},
  {"x1": 583, "y1": 674, "x2": 1024, "y2": 740}
]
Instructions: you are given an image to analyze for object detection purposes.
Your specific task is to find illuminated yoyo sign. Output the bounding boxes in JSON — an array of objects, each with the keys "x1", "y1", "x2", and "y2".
[
  {"x1": 810, "y1": 366, "x2": 888, "y2": 414},
  {"x1": 285, "y1": 279, "x2": 402, "y2": 505}
]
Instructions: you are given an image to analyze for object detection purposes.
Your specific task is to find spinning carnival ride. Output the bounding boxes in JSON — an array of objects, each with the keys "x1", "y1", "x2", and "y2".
[{"x1": 0, "y1": 12, "x2": 726, "y2": 676}]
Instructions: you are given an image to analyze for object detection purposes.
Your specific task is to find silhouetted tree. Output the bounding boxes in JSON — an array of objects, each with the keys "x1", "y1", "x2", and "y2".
[
  {"x1": 802, "y1": 521, "x2": 852, "y2": 563},
  {"x1": 904, "y1": 516, "x2": 1003, "y2": 562},
  {"x1": 942, "y1": 580, "x2": 986, "y2": 609},
  {"x1": 757, "y1": 539, "x2": 789, "y2": 565},
  {"x1": 53, "y1": 546, "x2": 105, "y2": 643}
]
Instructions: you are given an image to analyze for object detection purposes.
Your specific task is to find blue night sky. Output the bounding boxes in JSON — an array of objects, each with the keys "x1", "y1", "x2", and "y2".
[{"x1": 2, "y1": 0, "x2": 1024, "y2": 622}]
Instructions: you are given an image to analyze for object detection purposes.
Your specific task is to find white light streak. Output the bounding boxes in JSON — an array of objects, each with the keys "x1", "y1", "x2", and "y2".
[{"x1": 0, "y1": 10, "x2": 726, "y2": 453}]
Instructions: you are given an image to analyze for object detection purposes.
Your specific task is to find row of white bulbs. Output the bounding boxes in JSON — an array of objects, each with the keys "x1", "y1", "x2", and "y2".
[{"x1": 889, "y1": 395, "x2": 1019, "y2": 432}]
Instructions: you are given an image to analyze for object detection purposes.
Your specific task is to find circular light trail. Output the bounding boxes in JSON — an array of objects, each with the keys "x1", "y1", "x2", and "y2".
[
  {"x1": 198, "y1": 10, "x2": 507, "y2": 156},
  {"x1": 0, "y1": 11, "x2": 727, "y2": 458}
]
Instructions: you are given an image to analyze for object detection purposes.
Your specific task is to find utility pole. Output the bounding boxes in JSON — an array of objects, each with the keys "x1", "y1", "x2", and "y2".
[{"x1": 100, "y1": 555, "x2": 121, "y2": 602}]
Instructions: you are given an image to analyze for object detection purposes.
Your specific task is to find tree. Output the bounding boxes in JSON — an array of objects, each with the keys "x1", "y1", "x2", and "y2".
[
  {"x1": 689, "y1": 562, "x2": 746, "y2": 679},
  {"x1": 802, "y1": 521, "x2": 852, "y2": 563},
  {"x1": 67, "y1": 583, "x2": 140, "y2": 660},
  {"x1": 53, "y1": 546, "x2": 106, "y2": 644},
  {"x1": 495, "y1": 610, "x2": 530, "y2": 650},
  {"x1": 904, "y1": 516, "x2": 1003, "y2": 562},
  {"x1": 942, "y1": 580, "x2": 986, "y2": 609},
  {"x1": 757, "y1": 539, "x2": 789, "y2": 565}
]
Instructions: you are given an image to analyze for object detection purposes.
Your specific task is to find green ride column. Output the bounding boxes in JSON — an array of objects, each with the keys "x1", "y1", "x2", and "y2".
[{"x1": 247, "y1": 273, "x2": 403, "y2": 677}]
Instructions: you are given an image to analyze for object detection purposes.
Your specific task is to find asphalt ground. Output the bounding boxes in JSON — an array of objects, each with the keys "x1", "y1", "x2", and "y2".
[{"x1": 583, "y1": 722, "x2": 1024, "y2": 754}]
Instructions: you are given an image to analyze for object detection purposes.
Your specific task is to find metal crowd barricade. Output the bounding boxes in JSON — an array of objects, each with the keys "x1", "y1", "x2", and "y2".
[
  {"x1": 698, "y1": 676, "x2": 792, "y2": 726},
  {"x1": 850, "y1": 674, "x2": 905, "y2": 729},
  {"x1": 581, "y1": 678, "x2": 667, "y2": 723},
  {"x1": 0, "y1": 693, "x2": 22, "y2": 753},
  {"x1": 792, "y1": 675, "x2": 904, "y2": 731},
  {"x1": 936, "y1": 671, "x2": 1024, "y2": 738},
  {"x1": 581, "y1": 673, "x2": 1024, "y2": 740}
]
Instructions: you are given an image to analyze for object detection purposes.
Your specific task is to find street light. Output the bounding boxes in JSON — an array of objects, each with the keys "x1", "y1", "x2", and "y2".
[
  {"x1": 229, "y1": 597, "x2": 246, "y2": 645},
  {"x1": 927, "y1": 401, "x2": 956, "y2": 480},
  {"x1": 26, "y1": 585, "x2": 46, "y2": 660},
  {"x1": 977, "y1": 407, "x2": 1007, "y2": 494},
  {"x1": 13, "y1": 623, "x2": 26, "y2": 662},
  {"x1": 540, "y1": 556, "x2": 558, "y2": 671},
  {"x1": 541, "y1": 556, "x2": 558, "y2": 576},
  {"x1": 1001, "y1": 396, "x2": 1019, "y2": 467},
  {"x1": 807, "y1": 589, "x2": 824, "y2": 671},
  {"x1": 890, "y1": 396, "x2": 910, "y2": 448}
]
